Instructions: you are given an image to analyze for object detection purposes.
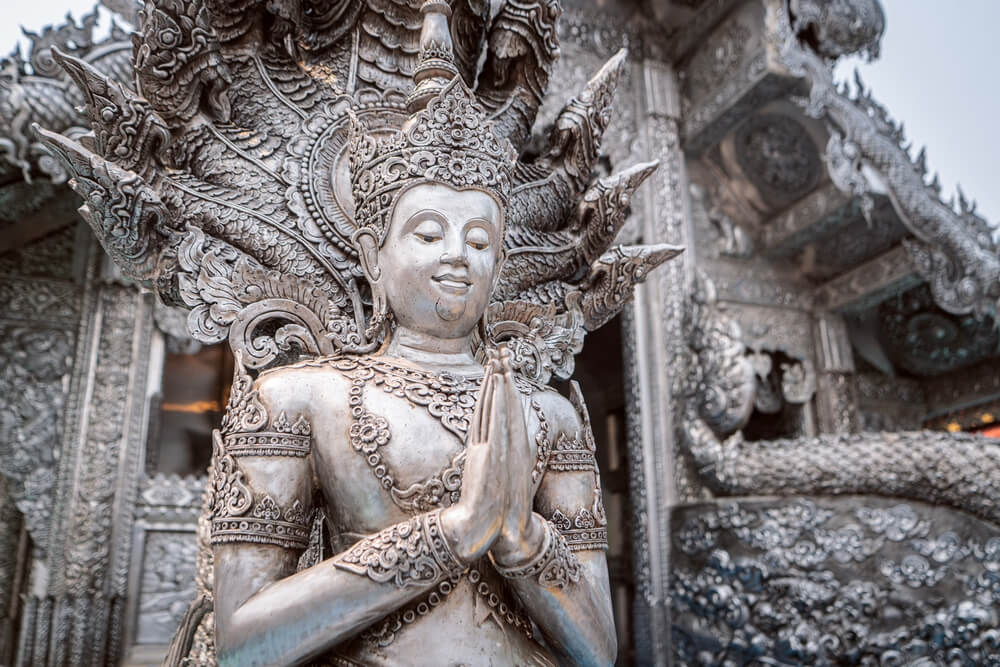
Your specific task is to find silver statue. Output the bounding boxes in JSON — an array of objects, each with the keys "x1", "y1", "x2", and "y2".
[
  {"x1": 211, "y1": 77, "x2": 617, "y2": 666},
  {"x1": 35, "y1": 0, "x2": 679, "y2": 662}
]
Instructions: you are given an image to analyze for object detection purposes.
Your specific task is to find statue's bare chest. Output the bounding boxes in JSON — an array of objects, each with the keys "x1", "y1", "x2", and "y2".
[{"x1": 305, "y1": 357, "x2": 542, "y2": 533}]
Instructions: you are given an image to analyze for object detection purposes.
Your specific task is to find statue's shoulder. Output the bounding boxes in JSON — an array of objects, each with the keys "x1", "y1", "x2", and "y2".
[
  {"x1": 516, "y1": 378, "x2": 581, "y2": 437},
  {"x1": 253, "y1": 354, "x2": 359, "y2": 413}
]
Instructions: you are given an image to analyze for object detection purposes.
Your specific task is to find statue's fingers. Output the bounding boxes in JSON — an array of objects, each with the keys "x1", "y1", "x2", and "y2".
[
  {"x1": 471, "y1": 361, "x2": 498, "y2": 444},
  {"x1": 487, "y1": 373, "x2": 512, "y2": 470},
  {"x1": 505, "y1": 375, "x2": 530, "y2": 459},
  {"x1": 497, "y1": 343, "x2": 514, "y2": 379},
  {"x1": 470, "y1": 382, "x2": 487, "y2": 445}
]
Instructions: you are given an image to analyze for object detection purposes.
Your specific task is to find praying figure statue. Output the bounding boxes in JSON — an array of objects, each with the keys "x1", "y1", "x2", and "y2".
[
  {"x1": 210, "y1": 68, "x2": 619, "y2": 664},
  {"x1": 36, "y1": 0, "x2": 681, "y2": 663}
]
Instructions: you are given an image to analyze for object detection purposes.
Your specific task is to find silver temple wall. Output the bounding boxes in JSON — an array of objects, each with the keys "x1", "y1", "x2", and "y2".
[{"x1": 1, "y1": 0, "x2": 998, "y2": 664}]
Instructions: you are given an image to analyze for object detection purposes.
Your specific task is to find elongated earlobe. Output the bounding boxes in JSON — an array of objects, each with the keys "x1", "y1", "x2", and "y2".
[
  {"x1": 353, "y1": 228, "x2": 389, "y2": 341},
  {"x1": 355, "y1": 229, "x2": 382, "y2": 283}
]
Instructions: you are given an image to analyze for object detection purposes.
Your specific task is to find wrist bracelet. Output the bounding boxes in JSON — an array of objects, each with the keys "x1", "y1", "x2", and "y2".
[
  {"x1": 335, "y1": 509, "x2": 467, "y2": 588},
  {"x1": 491, "y1": 519, "x2": 582, "y2": 589}
]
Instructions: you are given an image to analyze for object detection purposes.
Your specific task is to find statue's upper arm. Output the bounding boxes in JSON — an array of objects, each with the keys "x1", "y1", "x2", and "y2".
[
  {"x1": 209, "y1": 367, "x2": 316, "y2": 624},
  {"x1": 532, "y1": 384, "x2": 609, "y2": 557}
]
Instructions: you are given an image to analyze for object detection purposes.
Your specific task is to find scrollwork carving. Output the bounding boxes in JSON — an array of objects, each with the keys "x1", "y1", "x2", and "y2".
[
  {"x1": 0, "y1": 325, "x2": 74, "y2": 550},
  {"x1": 671, "y1": 497, "x2": 1000, "y2": 666},
  {"x1": 334, "y1": 509, "x2": 466, "y2": 588}
]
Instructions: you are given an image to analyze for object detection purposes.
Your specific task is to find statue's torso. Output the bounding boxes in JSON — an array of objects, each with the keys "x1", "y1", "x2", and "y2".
[{"x1": 268, "y1": 355, "x2": 559, "y2": 666}]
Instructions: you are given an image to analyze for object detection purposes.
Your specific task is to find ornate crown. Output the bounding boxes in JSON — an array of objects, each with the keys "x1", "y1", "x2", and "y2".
[
  {"x1": 347, "y1": 2, "x2": 516, "y2": 243},
  {"x1": 347, "y1": 78, "x2": 516, "y2": 242}
]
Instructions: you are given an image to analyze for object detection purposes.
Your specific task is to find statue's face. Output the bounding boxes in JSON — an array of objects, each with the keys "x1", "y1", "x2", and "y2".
[{"x1": 374, "y1": 182, "x2": 502, "y2": 339}]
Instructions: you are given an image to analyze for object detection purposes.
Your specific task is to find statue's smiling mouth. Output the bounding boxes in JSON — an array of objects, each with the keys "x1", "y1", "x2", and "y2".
[{"x1": 432, "y1": 273, "x2": 472, "y2": 291}]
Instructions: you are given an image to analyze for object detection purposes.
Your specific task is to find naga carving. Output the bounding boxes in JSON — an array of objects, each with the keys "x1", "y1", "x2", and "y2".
[
  {"x1": 0, "y1": 9, "x2": 133, "y2": 183},
  {"x1": 35, "y1": 0, "x2": 679, "y2": 663},
  {"x1": 681, "y1": 273, "x2": 1000, "y2": 528},
  {"x1": 37, "y1": 0, "x2": 679, "y2": 381},
  {"x1": 775, "y1": 0, "x2": 1000, "y2": 318}
]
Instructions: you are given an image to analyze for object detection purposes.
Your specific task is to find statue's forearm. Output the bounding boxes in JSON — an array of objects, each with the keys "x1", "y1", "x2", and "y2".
[
  {"x1": 509, "y1": 575, "x2": 616, "y2": 666},
  {"x1": 493, "y1": 516, "x2": 616, "y2": 666},
  {"x1": 215, "y1": 510, "x2": 465, "y2": 667}
]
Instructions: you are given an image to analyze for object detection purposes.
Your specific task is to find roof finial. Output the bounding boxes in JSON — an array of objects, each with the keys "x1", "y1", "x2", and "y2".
[{"x1": 406, "y1": 0, "x2": 459, "y2": 114}]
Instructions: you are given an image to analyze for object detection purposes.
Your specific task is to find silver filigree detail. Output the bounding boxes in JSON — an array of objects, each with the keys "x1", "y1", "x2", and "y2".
[{"x1": 334, "y1": 509, "x2": 466, "y2": 588}]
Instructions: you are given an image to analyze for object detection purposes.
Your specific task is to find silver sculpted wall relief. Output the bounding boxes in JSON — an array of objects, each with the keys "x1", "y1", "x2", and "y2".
[{"x1": 671, "y1": 497, "x2": 1000, "y2": 666}]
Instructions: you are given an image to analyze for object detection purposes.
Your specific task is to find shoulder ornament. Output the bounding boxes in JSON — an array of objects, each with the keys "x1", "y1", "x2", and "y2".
[
  {"x1": 221, "y1": 354, "x2": 314, "y2": 458},
  {"x1": 548, "y1": 429, "x2": 597, "y2": 473}
]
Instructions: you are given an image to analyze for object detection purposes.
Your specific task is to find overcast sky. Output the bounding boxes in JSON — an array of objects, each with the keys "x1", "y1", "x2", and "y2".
[
  {"x1": 1, "y1": 0, "x2": 996, "y2": 225},
  {"x1": 835, "y1": 0, "x2": 998, "y2": 225}
]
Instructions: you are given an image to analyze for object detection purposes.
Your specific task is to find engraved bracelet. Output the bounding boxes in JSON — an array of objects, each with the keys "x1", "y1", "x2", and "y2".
[{"x1": 491, "y1": 519, "x2": 582, "y2": 589}]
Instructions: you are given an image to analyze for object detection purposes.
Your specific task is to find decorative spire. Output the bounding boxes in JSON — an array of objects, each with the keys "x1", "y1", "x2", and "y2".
[{"x1": 406, "y1": 0, "x2": 460, "y2": 114}]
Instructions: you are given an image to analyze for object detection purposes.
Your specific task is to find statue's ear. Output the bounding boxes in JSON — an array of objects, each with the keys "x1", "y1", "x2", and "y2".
[
  {"x1": 354, "y1": 229, "x2": 382, "y2": 283},
  {"x1": 491, "y1": 249, "x2": 505, "y2": 294}
]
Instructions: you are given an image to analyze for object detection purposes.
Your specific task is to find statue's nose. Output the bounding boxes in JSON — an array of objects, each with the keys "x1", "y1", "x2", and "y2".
[
  {"x1": 440, "y1": 251, "x2": 469, "y2": 266},
  {"x1": 440, "y1": 234, "x2": 469, "y2": 265}
]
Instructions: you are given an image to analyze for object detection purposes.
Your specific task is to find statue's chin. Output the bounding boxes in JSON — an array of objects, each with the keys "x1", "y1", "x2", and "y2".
[{"x1": 435, "y1": 298, "x2": 465, "y2": 322}]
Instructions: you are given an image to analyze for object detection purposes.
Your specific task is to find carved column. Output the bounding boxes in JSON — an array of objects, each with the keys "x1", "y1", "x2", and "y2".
[
  {"x1": 621, "y1": 56, "x2": 695, "y2": 666},
  {"x1": 0, "y1": 476, "x2": 28, "y2": 666},
  {"x1": 16, "y1": 241, "x2": 156, "y2": 666},
  {"x1": 814, "y1": 312, "x2": 860, "y2": 434}
]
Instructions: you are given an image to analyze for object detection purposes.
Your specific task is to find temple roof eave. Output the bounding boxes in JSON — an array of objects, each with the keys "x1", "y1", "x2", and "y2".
[{"x1": 768, "y1": 0, "x2": 999, "y2": 319}]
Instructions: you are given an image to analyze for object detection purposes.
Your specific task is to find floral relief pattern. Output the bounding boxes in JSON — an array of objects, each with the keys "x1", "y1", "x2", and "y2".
[{"x1": 671, "y1": 498, "x2": 1000, "y2": 666}]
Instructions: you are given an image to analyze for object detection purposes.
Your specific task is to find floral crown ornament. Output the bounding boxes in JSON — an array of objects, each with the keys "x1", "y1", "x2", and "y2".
[
  {"x1": 346, "y1": 1, "x2": 516, "y2": 245},
  {"x1": 346, "y1": 76, "x2": 517, "y2": 244}
]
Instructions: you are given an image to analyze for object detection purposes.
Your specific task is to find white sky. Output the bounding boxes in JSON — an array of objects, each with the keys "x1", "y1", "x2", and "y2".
[
  {"x1": 835, "y1": 0, "x2": 999, "y2": 225},
  {"x1": 1, "y1": 0, "x2": 997, "y2": 225}
]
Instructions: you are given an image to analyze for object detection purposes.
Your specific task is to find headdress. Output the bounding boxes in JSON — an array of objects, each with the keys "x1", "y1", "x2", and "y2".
[{"x1": 347, "y1": 1, "x2": 517, "y2": 243}]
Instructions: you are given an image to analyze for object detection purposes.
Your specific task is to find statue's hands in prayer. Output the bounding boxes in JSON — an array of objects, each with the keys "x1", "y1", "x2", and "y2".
[
  {"x1": 490, "y1": 346, "x2": 547, "y2": 567},
  {"x1": 440, "y1": 349, "x2": 510, "y2": 563}
]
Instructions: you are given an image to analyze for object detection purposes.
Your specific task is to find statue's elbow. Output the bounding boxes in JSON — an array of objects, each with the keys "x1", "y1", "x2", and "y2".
[
  {"x1": 214, "y1": 611, "x2": 256, "y2": 667},
  {"x1": 214, "y1": 631, "x2": 266, "y2": 667},
  {"x1": 214, "y1": 621, "x2": 239, "y2": 667},
  {"x1": 598, "y1": 631, "x2": 618, "y2": 667},
  {"x1": 570, "y1": 627, "x2": 616, "y2": 667}
]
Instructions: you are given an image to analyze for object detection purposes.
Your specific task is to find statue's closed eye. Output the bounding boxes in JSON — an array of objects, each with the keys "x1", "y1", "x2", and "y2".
[
  {"x1": 412, "y1": 219, "x2": 444, "y2": 243},
  {"x1": 466, "y1": 227, "x2": 490, "y2": 251}
]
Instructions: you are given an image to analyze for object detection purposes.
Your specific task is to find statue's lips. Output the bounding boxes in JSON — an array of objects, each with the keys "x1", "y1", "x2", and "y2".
[{"x1": 432, "y1": 274, "x2": 472, "y2": 293}]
